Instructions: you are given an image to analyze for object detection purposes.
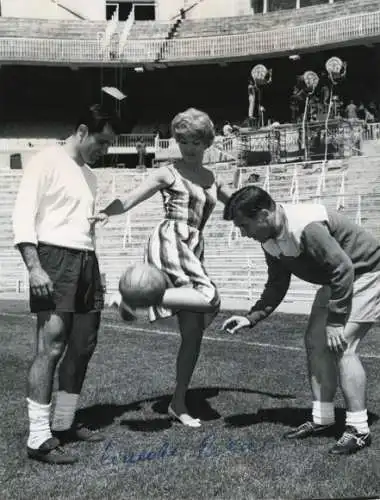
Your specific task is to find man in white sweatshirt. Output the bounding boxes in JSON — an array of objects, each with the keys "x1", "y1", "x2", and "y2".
[{"x1": 12, "y1": 104, "x2": 120, "y2": 464}]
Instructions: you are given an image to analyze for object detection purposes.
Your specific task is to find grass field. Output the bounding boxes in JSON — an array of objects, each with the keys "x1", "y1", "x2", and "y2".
[{"x1": 1, "y1": 298, "x2": 380, "y2": 500}]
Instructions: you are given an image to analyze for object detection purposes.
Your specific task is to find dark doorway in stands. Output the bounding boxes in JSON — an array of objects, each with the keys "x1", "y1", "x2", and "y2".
[{"x1": 106, "y1": 2, "x2": 155, "y2": 21}]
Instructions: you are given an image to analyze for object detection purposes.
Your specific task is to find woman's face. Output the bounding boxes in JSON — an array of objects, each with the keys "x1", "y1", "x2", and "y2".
[{"x1": 177, "y1": 135, "x2": 208, "y2": 164}]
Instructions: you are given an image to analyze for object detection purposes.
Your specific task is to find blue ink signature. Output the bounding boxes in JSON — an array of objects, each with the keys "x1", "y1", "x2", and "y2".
[
  {"x1": 100, "y1": 434, "x2": 260, "y2": 466},
  {"x1": 101, "y1": 440, "x2": 177, "y2": 466},
  {"x1": 198, "y1": 434, "x2": 257, "y2": 458}
]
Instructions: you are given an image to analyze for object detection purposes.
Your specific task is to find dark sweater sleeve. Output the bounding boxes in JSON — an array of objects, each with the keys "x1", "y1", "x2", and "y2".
[
  {"x1": 247, "y1": 251, "x2": 291, "y2": 325},
  {"x1": 301, "y1": 221, "x2": 354, "y2": 326}
]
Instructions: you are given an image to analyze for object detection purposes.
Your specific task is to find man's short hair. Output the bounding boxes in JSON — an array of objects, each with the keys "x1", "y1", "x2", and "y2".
[
  {"x1": 223, "y1": 185, "x2": 276, "y2": 221},
  {"x1": 75, "y1": 104, "x2": 122, "y2": 135}
]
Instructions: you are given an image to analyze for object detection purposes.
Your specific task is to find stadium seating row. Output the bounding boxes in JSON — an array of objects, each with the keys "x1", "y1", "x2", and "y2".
[
  {"x1": 0, "y1": 9, "x2": 378, "y2": 65},
  {"x1": 176, "y1": 0, "x2": 379, "y2": 39},
  {"x1": 1, "y1": 151, "x2": 379, "y2": 298},
  {"x1": 0, "y1": 0, "x2": 377, "y2": 42}
]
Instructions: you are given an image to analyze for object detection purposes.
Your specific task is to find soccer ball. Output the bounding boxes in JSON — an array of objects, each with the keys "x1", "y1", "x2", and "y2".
[{"x1": 119, "y1": 263, "x2": 167, "y2": 308}]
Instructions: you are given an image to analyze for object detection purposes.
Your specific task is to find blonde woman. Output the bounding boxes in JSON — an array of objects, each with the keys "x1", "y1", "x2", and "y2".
[{"x1": 91, "y1": 108, "x2": 231, "y2": 427}]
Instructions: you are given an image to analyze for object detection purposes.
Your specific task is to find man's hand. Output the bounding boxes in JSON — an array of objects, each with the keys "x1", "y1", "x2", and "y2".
[
  {"x1": 88, "y1": 212, "x2": 109, "y2": 227},
  {"x1": 222, "y1": 315, "x2": 251, "y2": 334},
  {"x1": 29, "y1": 266, "x2": 53, "y2": 297},
  {"x1": 326, "y1": 324, "x2": 347, "y2": 353}
]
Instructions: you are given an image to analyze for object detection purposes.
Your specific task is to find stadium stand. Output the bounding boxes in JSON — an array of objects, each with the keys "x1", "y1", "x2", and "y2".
[
  {"x1": 0, "y1": 18, "x2": 108, "y2": 39},
  {"x1": 1, "y1": 0, "x2": 380, "y2": 307},
  {"x1": 0, "y1": 0, "x2": 379, "y2": 66},
  {"x1": 0, "y1": 0, "x2": 378, "y2": 42},
  {"x1": 176, "y1": 0, "x2": 380, "y2": 38},
  {"x1": 128, "y1": 21, "x2": 175, "y2": 39},
  {"x1": 1, "y1": 136, "x2": 380, "y2": 299}
]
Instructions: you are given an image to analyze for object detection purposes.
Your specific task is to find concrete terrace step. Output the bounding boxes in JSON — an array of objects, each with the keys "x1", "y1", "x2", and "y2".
[
  {"x1": 102, "y1": 270, "x2": 252, "y2": 283},
  {"x1": 177, "y1": 0, "x2": 379, "y2": 38},
  {"x1": 2, "y1": 154, "x2": 380, "y2": 304},
  {"x1": 100, "y1": 253, "x2": 256, "y2": 263},
  {"x1": 98, "y1": 258, "x2": 261, "y2": 269}
]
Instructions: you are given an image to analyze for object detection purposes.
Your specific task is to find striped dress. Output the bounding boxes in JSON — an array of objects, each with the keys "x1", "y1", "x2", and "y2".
[{"x1": 146, "y1": 164, "x2": 220, "y2": 322}]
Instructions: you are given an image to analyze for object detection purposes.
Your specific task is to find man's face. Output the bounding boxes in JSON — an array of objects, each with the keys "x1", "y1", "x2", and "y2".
[
  {"x1": 77, "y1": 123, "x2": 116, "y2": 165},
  {"x1": 233, "y1": 209, "x2": 275, "y2": 243}
]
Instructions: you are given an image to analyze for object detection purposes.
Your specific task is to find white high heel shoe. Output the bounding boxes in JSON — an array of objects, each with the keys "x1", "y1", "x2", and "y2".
[{"x1": 168, "y1": 406, "x2": 201, "y2": 428}]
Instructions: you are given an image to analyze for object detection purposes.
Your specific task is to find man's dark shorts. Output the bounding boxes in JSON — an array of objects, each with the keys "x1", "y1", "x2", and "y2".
[{"x1": 30, "y1": 243, "x2": 104, "y2": 313}]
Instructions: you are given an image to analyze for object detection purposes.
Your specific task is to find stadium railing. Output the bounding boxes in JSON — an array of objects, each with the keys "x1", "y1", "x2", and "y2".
[
  {"x1": 362, "y1": 122, "x2": 380, "y2": 141},
  {"x1": 0, "y1": 10, "x2": 379, "y2": 64},
  {"x1": 0, "y1": 134, "x2": 156, "y2": 152},
  {"x1": 0, "y1": 121, "x2": 377, "y2": 163},
  {"x1": 116, "y1": 134, "x2": 156, "y2": 148}
]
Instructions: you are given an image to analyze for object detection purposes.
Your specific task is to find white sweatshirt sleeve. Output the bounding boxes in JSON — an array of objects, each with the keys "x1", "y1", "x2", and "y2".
[{"x1": 12, "y1": 155, "x2": 48, "y2": 246}]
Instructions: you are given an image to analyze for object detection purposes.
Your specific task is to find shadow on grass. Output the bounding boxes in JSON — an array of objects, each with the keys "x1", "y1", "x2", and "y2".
[
  {"x1": 76, "y1": 386, "x2": 295, "y2": 433},
  {"x1": 224, "y1": 406, "x2": 379, "y2": 436}
]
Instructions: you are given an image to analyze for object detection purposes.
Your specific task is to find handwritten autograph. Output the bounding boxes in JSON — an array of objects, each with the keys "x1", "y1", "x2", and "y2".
[{"x1": 100, "y1": 434, "x2": 266, "y2": 466}]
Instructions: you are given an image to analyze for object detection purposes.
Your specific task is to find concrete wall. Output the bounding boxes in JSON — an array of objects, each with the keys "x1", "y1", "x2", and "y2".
[
  {"x1": 187, "y1": 0, "x2": 253, "y2": 18},
  {"x1": 253, "y1": 0, "x2": 331, "y2": 13},
  {"x1": 155, "y1": 0, "x2": 182, "y2": 21},
  {"x1": 1, "y1": 0, "x2": 106, "y2": 20},
  {"x1": 156, "y1": 0, "x2": 253, "y2": 20}
]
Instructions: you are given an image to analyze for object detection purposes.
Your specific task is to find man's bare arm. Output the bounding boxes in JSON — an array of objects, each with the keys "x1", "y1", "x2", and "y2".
[{"x1": 17, "y1": 243, "x2": 53, "y2": 297}]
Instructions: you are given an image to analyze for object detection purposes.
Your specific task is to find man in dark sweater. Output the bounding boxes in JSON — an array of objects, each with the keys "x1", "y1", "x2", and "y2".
[{"x1": 222, "y1": 185, "x2": 380, "y2": 455}]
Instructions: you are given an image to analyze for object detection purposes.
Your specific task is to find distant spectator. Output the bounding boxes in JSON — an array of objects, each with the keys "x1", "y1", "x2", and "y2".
[
  {"x1": 368, "y1": 102, "x2": 379, "y2": 122},
  {"x1": 333, "y1": 96, "x2": 343, "y2": 119},
  {"x1": 365, "y1": 109, "x2": 375, "y2": 123},
  {"x1": 321, "y1": 84, "x2": 330, "y2": 111},
  {"x1": 269, "y1": 120, "x2": 280, "y2": 128},
  {"x1": 136, "y1": 139, "x2": 147, "y2": 169},
  {"x1": 247, "y1": 173, "x2": 260, "y2": 183},
  {"x1": 290, "y1": 82, "x2": 304, "y2": 123},
  {"x1": 258, "y1": 106, "x2": 266, "y2": 128},
  {"x1": 248, "y1": 81, "x2": 256, "y2": 126},
  {"x1": 154, "y1": 125, "x2": 163, "y2": 139},
  {"x1": 345, "y1": 100, "x2": 357, "y2": 120},
  {"x1": 223, "y1": 121, "x2": 233, "y2": 136}
]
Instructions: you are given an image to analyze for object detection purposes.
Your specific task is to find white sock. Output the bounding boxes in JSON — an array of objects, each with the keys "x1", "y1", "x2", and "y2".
[
  {"x1": 346, "y1": 410, "x2": 369, "y2": 434},
  {"x1": 51, "y1": 391, "x2": 79, "y2": 432},
  {"x1": 27, "y1": 398, "x2": 52, "y2": 450},
  {"x1": 312, "y1": 401, "x2": 335, "y2": 425}
]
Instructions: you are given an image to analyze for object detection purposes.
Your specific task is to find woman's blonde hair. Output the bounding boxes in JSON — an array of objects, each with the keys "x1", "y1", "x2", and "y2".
[{"x1": 171, "y1": 108, "x2": 215, "y2": 148}]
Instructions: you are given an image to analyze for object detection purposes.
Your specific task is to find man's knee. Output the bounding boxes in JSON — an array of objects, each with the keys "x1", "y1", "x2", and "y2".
[
  {"x1": 342, "y1": 322, "x2": 372, "y2": 354},
  {"x1": 36, "y1": 312, "x2": 69, "y2": 359},
  {"x1": 337, "y1": 339, "x2": 362, "y2": 360}
]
